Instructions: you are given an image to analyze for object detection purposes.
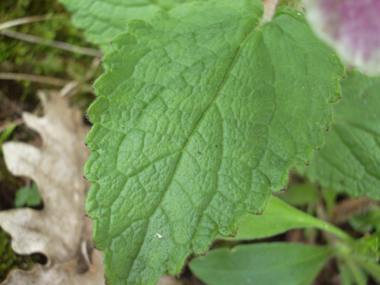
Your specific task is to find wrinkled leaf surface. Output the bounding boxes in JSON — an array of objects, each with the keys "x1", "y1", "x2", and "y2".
[
  {"x1": 300, "y1": 71, "x2": 380, "y2": 199},
  {"x1": 84, "y1": 0, "x2": 344, "y2": 283},
  {"x1": 189, "y1": 243, "x2": 331, "y2": 285},
  {"x1": 60, "y1": 0, "x2": 197, "y2": 51}
]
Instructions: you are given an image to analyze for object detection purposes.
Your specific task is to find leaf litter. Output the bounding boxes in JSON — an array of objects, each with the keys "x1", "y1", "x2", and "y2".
[
  {"x1": 0, "y1": 91, "x2": 103, "y2": 284},
  {"x1": 0, "y1": 91, "x2": 181, "y2": 284}
]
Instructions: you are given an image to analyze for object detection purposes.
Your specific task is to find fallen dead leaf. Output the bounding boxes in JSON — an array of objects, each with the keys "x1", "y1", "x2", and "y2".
[
  {"x1": 0, "y1": 91, "x2": 103, "y2": 284},
  {"x1": 0, "y1": 91, "x2": 187, "y2": 285}
]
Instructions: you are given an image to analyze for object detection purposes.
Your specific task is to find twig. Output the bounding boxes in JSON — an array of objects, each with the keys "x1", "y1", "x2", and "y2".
[
  {"x1": 0, "y1": 29, "x2": 103, "y2": 57},
  {"x1": 0, "y1": 72, "x2": 70, "y2": 86},
  {"x1": 0, "y1": 14, "x2": 65, "y2": 30},
  {"x1": 59, "y1": 81, "x2": 79, "y2": 97},
  {"x1": 83, "y1": 57, "x2": 102, "y2": 82},
  {"x1": 59, "y1": 57, "x2": 101, "y2": 96},
  {"x1": 262, "y1": 0, "x2": 279, "y2": 21},
  {"x1": 61, "y1": 84, "x2": 94, "y2": 98},
  {"x1": 81, "y1": 241, "x2": 92, "y2": 270}
]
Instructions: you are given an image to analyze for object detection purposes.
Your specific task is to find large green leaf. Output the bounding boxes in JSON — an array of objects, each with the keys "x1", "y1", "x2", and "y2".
[
  {"x1": 299, "y1": 71, "x2": 380, "y2": 199},
  {"x1": 84, "y1": 0, "x2": 344, "y2": 283},
  {"x1": 218, "y1": 196, "x2": 350, "y2": 241},
  {"x1": 189, "y1": 243, "x2": 331, "y2": 285},
  {"x1": 60, "y1": 0, "x2": 196, "y2": 52}
]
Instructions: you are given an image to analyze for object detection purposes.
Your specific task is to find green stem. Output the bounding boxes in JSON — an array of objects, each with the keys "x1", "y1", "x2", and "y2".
[
  {"x1": 312, "y1": 218, "x2": 354, "y2": 243},
  {"x1": 313, "y1": 200, "x2": 354, "y2": 243}
]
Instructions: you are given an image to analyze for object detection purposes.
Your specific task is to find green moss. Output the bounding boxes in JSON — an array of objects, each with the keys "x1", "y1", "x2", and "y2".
[{"x1": 0, "y1": 0, "x2": 101, "y2": 107}]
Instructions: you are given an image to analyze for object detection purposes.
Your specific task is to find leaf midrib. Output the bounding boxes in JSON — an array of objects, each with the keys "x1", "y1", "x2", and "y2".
[{"x1": 126, "y1": 11, "x2": 265, "y2": 281}]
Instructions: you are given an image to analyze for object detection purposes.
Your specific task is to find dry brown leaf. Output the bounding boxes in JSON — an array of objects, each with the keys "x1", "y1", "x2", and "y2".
[
  {"x1": 0, "y1": 91, "x2": 104, "y2": 284},
  {"x1": 0, "y1": 91, "x2": 185, "y2": 285}
]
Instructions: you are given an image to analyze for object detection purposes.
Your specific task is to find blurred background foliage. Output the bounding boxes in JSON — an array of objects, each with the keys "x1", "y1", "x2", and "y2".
[{"x1": 0, "y1": 0, "x2": 98, "y2": 86}]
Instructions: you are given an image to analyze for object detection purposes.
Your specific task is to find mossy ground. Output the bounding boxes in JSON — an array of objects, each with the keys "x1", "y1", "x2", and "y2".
[{"x1": 0, "y1": 0, "x2": 101, "y2": 112}]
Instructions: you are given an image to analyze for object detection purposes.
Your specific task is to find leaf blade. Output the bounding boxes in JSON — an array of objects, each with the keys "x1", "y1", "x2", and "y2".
[
  {"x1": 218, "y1": 196, "x2": 350, "y2": 241},
  {"x1": 189, "y1": 243, "x2": 331, "y2": 285},
  {"x1": 60, "y1": 0, "x2": 198, "y2": 52},
  {"x1": 300, "y1": 70, "x2": 380, "y2": 199},
  {"x1": 84, "y1": 1, "x2": 344, "y2": 284}
]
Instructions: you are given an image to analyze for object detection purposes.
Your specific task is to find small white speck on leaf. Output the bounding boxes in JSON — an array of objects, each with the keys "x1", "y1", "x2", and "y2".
[{"x1": 154, "y1": 233, "x2": 163, "y2": 239}]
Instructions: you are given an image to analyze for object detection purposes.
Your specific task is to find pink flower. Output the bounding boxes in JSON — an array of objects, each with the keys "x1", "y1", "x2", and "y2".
[{"x1": 305, "y1": 0, "x2": 380, "y2": 75}]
